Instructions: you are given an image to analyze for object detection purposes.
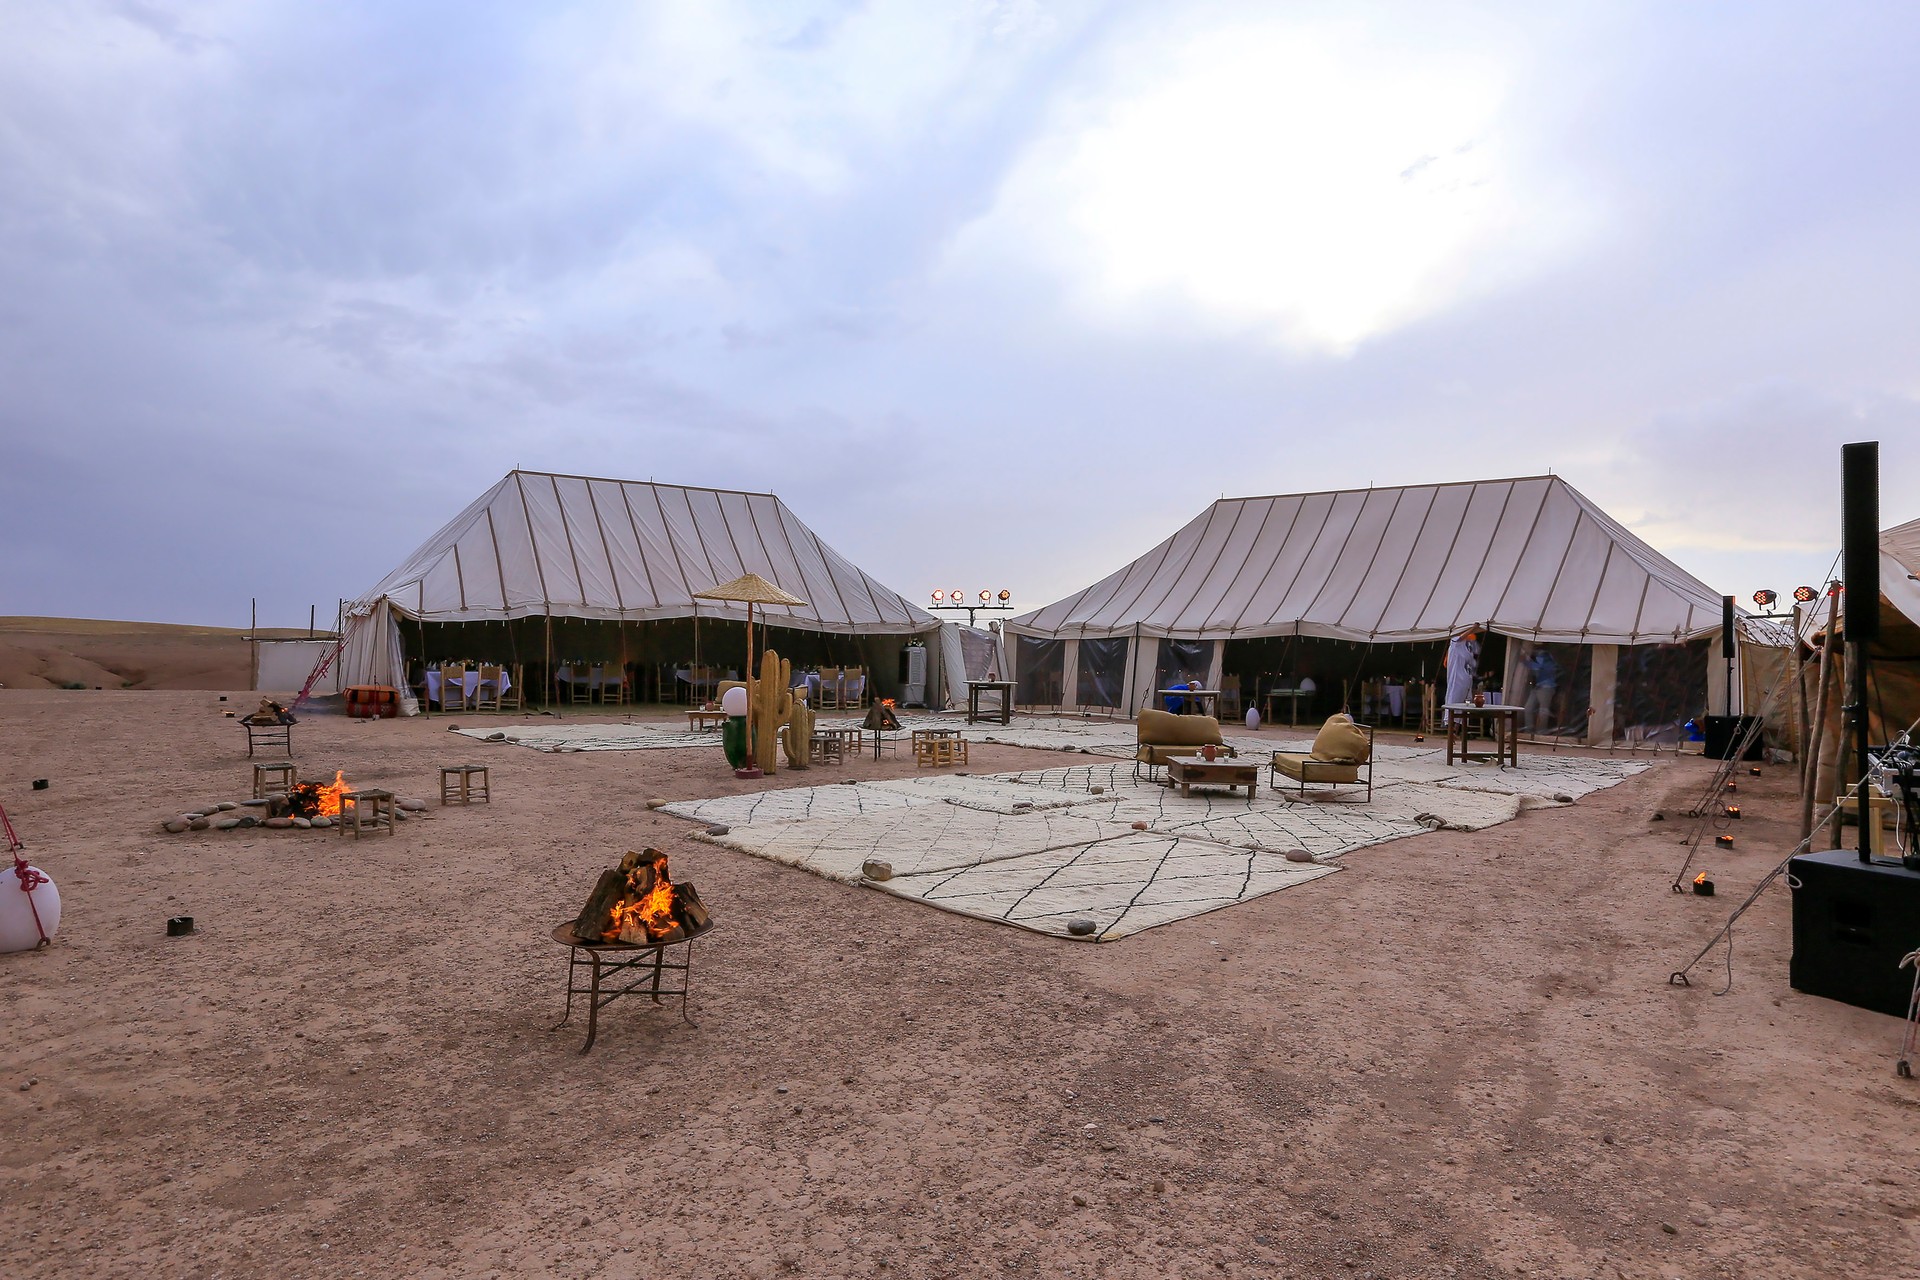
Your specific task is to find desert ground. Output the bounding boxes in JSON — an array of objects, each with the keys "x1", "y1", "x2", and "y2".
[{"x1": 5, "y1": 649, "x2": 1920, "y2": 1277}]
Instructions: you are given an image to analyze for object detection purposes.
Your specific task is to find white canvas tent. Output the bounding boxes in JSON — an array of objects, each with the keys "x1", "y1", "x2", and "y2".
[
  {"x1": 1007, "y1": 475, "x2": 1745, "y2": 743},
  {"x1": 340, "y1": 471, "x2": 943, "y2": 714}
]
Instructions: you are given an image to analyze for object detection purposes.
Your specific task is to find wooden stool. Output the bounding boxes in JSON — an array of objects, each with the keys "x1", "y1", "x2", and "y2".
[
  {"x1": 912, "y1": 729, "x2": 968, "y2": 768},
  {"x1": 338, "y1": 789, "x2": 395, "y2": 838},
  {"x1": 810, "y1": 730, "x2": 843, "y2": 765},
  {"x1": 439, "y1": 764, "x2": 491, "y2": 805},
  {"x1": 253, "y1": 761, "x2": 297, "y2": 799}
]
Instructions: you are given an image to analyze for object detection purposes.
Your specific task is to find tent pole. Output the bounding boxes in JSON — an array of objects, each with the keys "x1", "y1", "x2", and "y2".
[
  {"x1": 545, "y1": 615, "x2": 554, "y2": 709},
  {"x1": 618, "y1": 617, "x2": 629, "y2": 717},
  {"x1": 416, "y1": 613, "x2": 431, "y2": 719},
  {"x1": 1799, "y1": 589, "x2": 1839, "y2": 844}
]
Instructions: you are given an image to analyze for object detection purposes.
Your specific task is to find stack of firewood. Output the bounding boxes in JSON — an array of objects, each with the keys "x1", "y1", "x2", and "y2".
[{"x1": 572, "y1": 848, "x2": 711, "y2": 945}]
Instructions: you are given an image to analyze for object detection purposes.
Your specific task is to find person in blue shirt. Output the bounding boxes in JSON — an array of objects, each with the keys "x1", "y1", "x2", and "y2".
[{"x1": 1522, "y1": 648, "x2": 1559, "y2": 733}]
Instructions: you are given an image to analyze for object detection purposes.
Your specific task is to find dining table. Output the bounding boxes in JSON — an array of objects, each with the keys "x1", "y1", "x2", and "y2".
[{"x1": 425, "y1": 667, "x2": 511, "y2": 706}]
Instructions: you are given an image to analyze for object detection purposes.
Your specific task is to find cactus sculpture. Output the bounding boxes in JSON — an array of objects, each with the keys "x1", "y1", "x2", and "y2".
[
  {"x1": 782, "y1": 685, "x2": 815, "y2": 769},
  {"x1": 748, "y1": 648, "x2": 794, "y2": 775}
]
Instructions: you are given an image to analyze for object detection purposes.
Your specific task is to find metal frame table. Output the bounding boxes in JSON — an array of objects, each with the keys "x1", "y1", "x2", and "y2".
[
  {"x1": 1444, "y1": 703, "x2": 1520, "y2": 767},
  {"x1": 550, "y1": 921, "x2": 713, "y2": 1054},
  {"x1": 242, "y1": 720, "x2": 293, "y2": 757},
  {"x1": 966, "y1": 680, "x2": 1015, "y2": 724}
]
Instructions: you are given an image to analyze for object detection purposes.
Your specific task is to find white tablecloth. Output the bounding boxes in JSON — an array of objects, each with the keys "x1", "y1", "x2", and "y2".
[{"x1": 426, "y1": 669, "x2": 511, "y2": 703}]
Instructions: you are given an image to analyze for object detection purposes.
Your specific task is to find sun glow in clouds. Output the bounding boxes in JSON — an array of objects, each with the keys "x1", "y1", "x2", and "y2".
[{"x1": 964, "y1": 20, "x2": 1561, "y2": 353}]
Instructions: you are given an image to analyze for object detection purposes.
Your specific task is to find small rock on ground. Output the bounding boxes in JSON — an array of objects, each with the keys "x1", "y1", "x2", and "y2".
[
  {"x1": 264, "y1": 817, "x2": 294, "y2": 829},
  {"x1": 213, "y1": 818, "x2": 242, "y2": 831}
]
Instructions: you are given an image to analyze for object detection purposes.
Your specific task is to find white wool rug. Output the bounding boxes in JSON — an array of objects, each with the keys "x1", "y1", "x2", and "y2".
[{"x1": 672, "y1": 749, "x2": 1652, "y2": 942}]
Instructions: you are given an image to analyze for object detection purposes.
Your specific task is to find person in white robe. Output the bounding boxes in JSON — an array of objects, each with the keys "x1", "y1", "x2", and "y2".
[{"x1": 1443, "y1": 629, "x2": 1480, "y2": 723}]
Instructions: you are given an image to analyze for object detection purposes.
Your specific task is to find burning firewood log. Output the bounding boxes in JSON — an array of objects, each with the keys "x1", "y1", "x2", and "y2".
[
  {"x1": 572, "y1": 848, "x2": 713, "y2": 945},
  {"x1": 673, "y1": 882, "x2": 711, "y2": 932},
  {"x1": 573, "y1": 868, "x2": 628, "y2": 942}
]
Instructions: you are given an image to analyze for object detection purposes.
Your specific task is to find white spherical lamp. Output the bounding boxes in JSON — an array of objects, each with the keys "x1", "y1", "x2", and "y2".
[
  {"x1": 720, "y1": 686, "x2": 748, "y2": 717},
  {"x1": 0, "y1": 866, "x2": 60, "y2": 952}
]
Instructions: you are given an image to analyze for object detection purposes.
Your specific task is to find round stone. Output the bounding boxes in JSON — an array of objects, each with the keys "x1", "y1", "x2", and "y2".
[
  {"x1": 236, "y1": 815, "x2": 260, "y2": 829},
  {"x1": 188, "y1": 817, "x2": 210, "y2": 831},
  {"x1": 213, "y1": 818, "x2": 242, "y2": 831},
  {"x1": 310, "y1": 816, "x2": 332, "y2": 828},
  {"x1": 706, "y1": 824, "x2": 730, "y2": 836},
  {"x1": 1090, "y1": 786, "x2": 1106, "y2": 795},
  {"x1": 290, "y1": 817, "x2": 311, "y2": 829},
  {"x1": 393, "y1": 808, "x2": 409, "y2": 821},
  {"x1": 862, "y1": 859, "x2": 894, "y2": 882},
  {"x1": 1284, "y1": 849, "x2": 1316, "y2": 863},
  {"x1": 485, "y1": 731, "x2": 506, "y2": 742},
  {"x1": 645, "y1": 798, "x2": 669, "y2": 810},
  {"x1": 398, "y1": 798, "x2": 427, "y2": 812},
  {"x1": 264, "y1": 817, "x2": 293, "y2": 829},
  {"x1": 162, "y1": 819, "x2": 189, "y2": 834},
  {"x1": 1130, "y1": 821, "x2": 1148, "y2": 831},
  {"x1": 1066, "y1": 918, "x2": 1096, "y2": 936},
  {"x1": 214, "y1": 802, "x2": 238, "y2": 812}
]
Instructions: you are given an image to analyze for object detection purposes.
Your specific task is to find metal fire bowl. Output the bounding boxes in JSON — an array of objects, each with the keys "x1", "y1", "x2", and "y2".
[{"x1": 551, "y1": 920, "x2": 717, "y2": 952}]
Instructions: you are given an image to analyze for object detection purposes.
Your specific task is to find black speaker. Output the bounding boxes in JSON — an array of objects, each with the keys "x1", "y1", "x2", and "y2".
[
  {"x1": 1721, "y1": 595, "x2": 1735, "y2": 660},
  {"x1": 1790, "y1": 849, "x2": 1920, "y2": 1018},
  {"x1": 1703, "y1": 714, "x2": 1762, "y2": 760},
  {"x1": 1842, "y1": 441, "x2": 1880, "y2": 643}
]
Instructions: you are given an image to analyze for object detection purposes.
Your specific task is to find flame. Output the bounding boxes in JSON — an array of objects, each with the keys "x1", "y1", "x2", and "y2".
[
  {"x1": 603, "y1": 852, "x2": 680, "y2": 943},
  {"x1": 315, "y1": 770, "x2": 351, "y2": 818},
  {"x1": 1694, "y1": 872, "x2": 1708, "y2": 885},
  {"x1": 881, "y1": 698, "x2": 896, "y2": 708}
]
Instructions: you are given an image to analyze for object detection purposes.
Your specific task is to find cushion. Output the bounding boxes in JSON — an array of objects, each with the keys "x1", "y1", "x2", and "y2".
[
  {"x1": 1310, "y1": 714, "x2": 1371, "y2": 764},
  {"x1": 1272, "y1": 752, "x2": 1361, "y2": 784},
  {"x1": 1137, "y1": 708, "x2": 1224, "y2": 749}
]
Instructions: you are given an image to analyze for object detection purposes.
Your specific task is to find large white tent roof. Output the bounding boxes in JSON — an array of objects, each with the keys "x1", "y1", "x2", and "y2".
[
  {"x1": 1008, "y1": 475, "x2": 1727, "y2": 646},
  {"x1": 355, "y1": 471, "x2": 936, "y2": 635},
  {"x1": 1883, "y1": 515, "x2": 1920, "y2": 629}
]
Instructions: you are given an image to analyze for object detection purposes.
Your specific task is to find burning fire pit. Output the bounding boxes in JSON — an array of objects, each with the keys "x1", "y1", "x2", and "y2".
[
  {"x1": 553, "y1": 849, "x2": 715, "y2": 1053},
  {"x1": 241, "y1": 698, "x2": 297, "y2": 758},
  {"x1": 860, "y1": 698, "x2": 902, "y2": 760}
]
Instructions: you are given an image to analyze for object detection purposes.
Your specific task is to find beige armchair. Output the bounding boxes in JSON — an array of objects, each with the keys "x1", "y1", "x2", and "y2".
[
  {"x1": 1270, "y1": 714, "x2": 1374, "y2": 800},
  {"x1": 1134, "y1": 708, "x2": 1228, "y2": 780}
]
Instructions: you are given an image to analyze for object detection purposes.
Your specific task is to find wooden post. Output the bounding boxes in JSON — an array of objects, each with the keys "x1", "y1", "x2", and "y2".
[
  {"x1": 1799, "y1": 589, "x2": 1840, "y2": 844},
  {"x1": 545, "y1": 615, "x2": 555, "y2": 709}
]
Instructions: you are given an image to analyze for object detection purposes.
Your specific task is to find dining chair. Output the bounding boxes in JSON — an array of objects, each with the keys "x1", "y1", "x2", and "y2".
[
  {"x1": 1219, "y1": 674, "x2": 1243, "y2": 717},
  {"x1": 818, "y1": 666, "x2": 843, "y2": 711},
  {"x1": 842, "y1": 667, "x2": 866, "y2": 710},
  {"x1": 596, "y1": 664, "x2": 629, "y2": 705},
  {"x1": 476, "y1": 665, "x2": 504, "y2": 712},
  {"x1": 499, "y1": 664, "x2": 525, "y2": 712},
  {"x1": 569, "y1": 664, "x2": 594, "y2": 704},
  {"x1": 440, "y1": 664, "x2": 472, "y2": 712}
]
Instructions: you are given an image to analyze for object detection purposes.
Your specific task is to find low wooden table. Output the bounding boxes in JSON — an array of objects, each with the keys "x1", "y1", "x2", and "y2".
[
  {"x1": 685, "y1": 709, "x2": 728, "y2": 732},
  {"x1": 1167, "y1": 756, "x2": 1259, "y2": 798},
  {"x1": 967, "y1": 680, "x2": 1015, "y2": 724},
  {"x1": 1444, "y1": 703, "x2": 1520, "y2": 767}
]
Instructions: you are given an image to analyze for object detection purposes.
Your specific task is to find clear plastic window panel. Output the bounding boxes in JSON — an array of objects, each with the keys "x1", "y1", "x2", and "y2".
[
  {"x1": 1507, "y1": 641, "x2": 1593, "y2": 738},
  {"x1": 1015, "y1": 636, "x2": 1065, "y2": 708},
  {"x1": 1615, "y1": 638, "x2": 1709, "y2": 745},
  {"x1": 1075, "y1": 637, "x2": 1130, "y2": 709},
  {"x1": 1153, "y1": 639, "x2": 1216, "y2": 711}
]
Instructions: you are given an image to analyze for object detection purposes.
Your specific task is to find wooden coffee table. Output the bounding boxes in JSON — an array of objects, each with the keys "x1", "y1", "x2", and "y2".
[{"x1": 1167, "y1": 756, "x2": 1259, "y2": 798}]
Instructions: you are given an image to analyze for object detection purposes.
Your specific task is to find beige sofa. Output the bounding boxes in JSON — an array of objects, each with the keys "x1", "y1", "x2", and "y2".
[
  {"x1": 1134, "y1": 708, "x2": 1228, "y2": 779},
  {"x1": 1270, "y1": 714, "x2": 1374, "y2": 800}
]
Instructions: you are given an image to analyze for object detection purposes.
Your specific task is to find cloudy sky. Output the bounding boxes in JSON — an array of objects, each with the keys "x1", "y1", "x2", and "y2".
[{"x1": 4, "y1": 0, "x2": 1917, "y2": 627}]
